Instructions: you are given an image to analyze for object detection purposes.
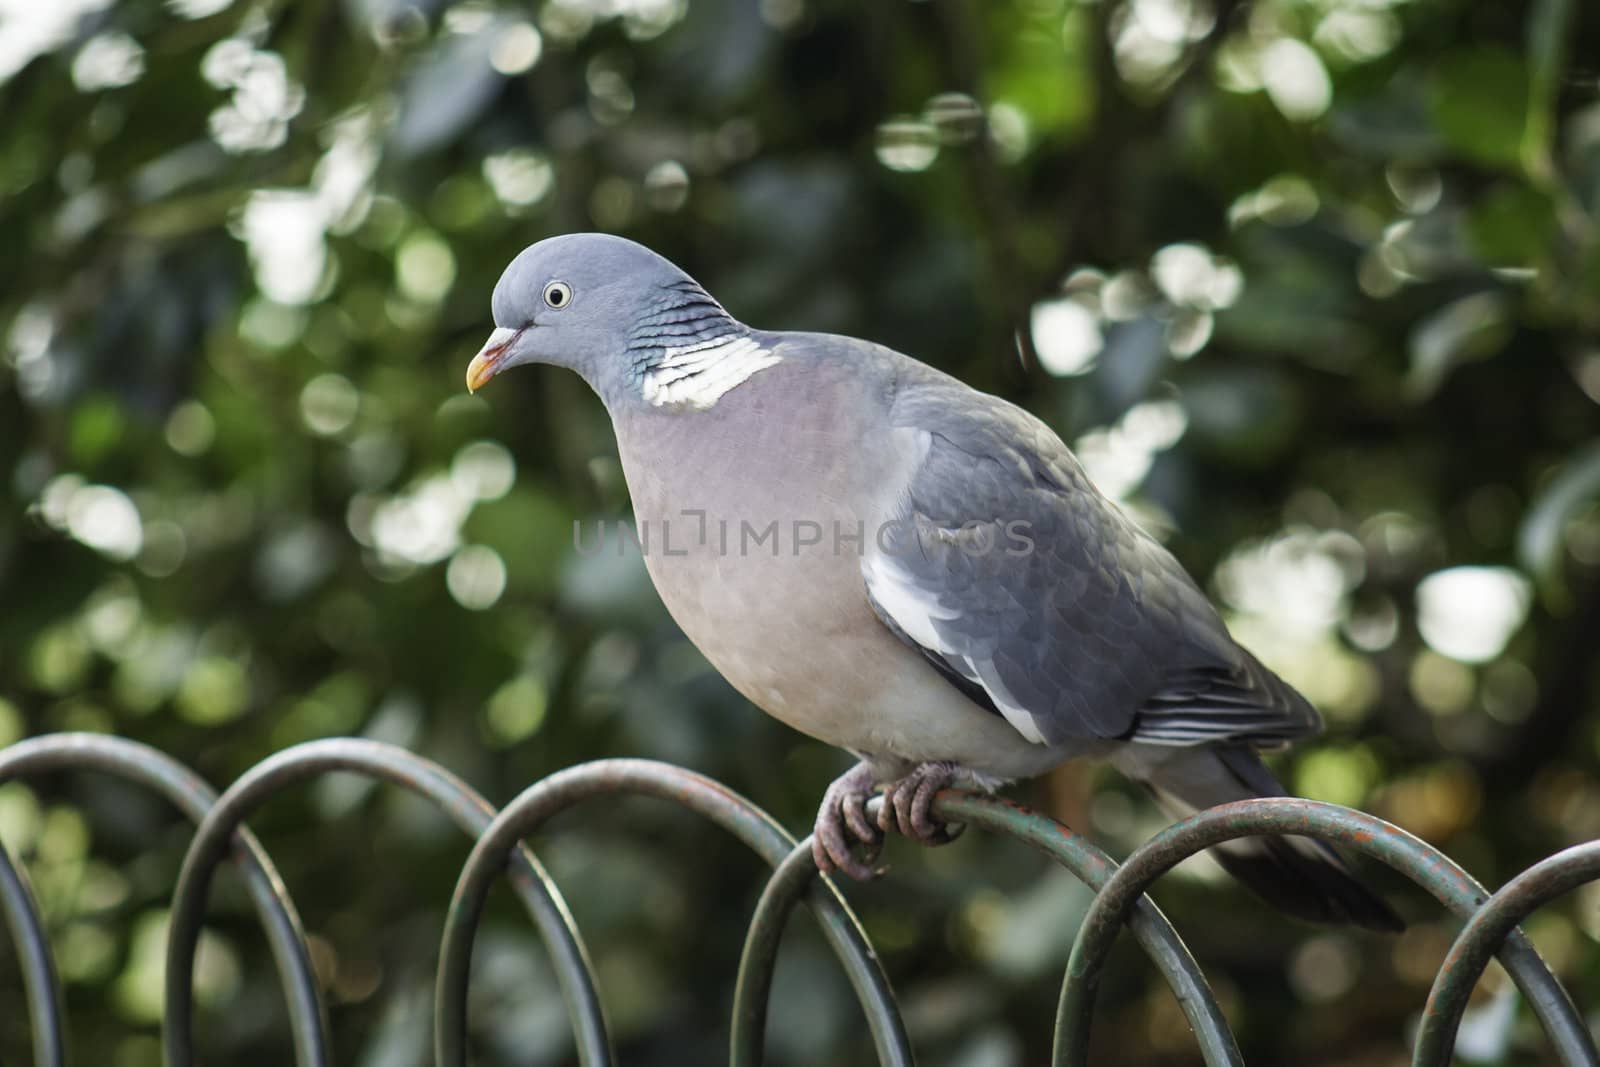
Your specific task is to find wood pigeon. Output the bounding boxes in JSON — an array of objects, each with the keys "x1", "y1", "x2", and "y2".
[{"x1": 466, "y1": 233, "x2": 1401, "y2": 931}]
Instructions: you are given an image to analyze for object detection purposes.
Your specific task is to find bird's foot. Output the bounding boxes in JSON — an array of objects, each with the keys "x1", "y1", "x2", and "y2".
[
  {"x1": 813, "y1": 761, "x2": 884, "y2": 880},
  {"x1": 877, "y1": 760, "x2": 966, "y2": 847}
]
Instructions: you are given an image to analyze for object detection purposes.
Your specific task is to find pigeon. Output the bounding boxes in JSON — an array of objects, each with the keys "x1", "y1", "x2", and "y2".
[{"x1": 466, "y1": 232, "x2": 1402, "y2": 931}]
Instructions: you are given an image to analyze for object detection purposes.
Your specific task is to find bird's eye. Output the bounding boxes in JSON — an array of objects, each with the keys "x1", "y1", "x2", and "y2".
[{"x1": 543, "y1": 281, "x2": 572, "y2": 309}]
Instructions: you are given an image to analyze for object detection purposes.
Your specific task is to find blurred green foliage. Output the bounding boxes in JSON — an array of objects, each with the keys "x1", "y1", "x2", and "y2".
[{"x1": 2, "y1": 0, "x2": 1600, "y2": 1064}]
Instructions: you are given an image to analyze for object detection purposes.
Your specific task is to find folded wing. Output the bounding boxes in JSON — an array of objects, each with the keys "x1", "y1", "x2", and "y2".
[{"x1": 864, "y1": 373, "x2": 1319, "y2": 749}]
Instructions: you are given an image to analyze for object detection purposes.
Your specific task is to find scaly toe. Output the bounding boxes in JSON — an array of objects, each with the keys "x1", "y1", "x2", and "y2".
[
  {"x1": 877, "y1": 780, "x2": 902, "y2": 835},
  {"x1": 910, "y1": 774, "x2": 952, "y2": 841},
  {"x1": 843, "y1": 793, "x2": 879, "y2": 845},
  {"x1": 814, "y1": 789, "x2": 884, "y2": 880},
  {"x1": 811, "y1": 834, "x2": 834, "y2": 874},
  {"x1": 892, "y1": 783, "x2": 920, "y2": 838},
  {"x1": 814, "y1": 820, "x2": 878, "y2": 880}
]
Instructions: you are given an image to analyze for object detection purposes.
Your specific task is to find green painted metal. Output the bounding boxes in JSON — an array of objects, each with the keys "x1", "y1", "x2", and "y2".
[
  {"x1": 161, "y1": 739, "x2": 613, "y2": 1067},
  {"x1": 1, "y1": 733, "x2": 1597, "y2": 1066},
  {"x1": 1415, "y1": 840, "x2": 1600, "y2": 1066},
  {"x1": 1061, "y1": 798, "x2": 1597, "y2": 1067},
  {"x1": 0, "y1": 733, "x2": 329, "y2": 1067},
  {"x1": 931, "y1": 793, "x2": 1245, "y2": 1067},
  {"x1": 732, "y1": 841, "x2": 826, "y2": 1067},
  {"x1": 0, "y1": 833, "x2": 60, "y2": 1067},
  {"x1": 433, "y1": 759, "x2": 912, "y2": 1067}
]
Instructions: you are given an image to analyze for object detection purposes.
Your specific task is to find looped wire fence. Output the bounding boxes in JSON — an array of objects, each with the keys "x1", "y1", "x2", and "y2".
[{"x1": 1, "y1": 732, "x2": 1596, "y2": 1066}]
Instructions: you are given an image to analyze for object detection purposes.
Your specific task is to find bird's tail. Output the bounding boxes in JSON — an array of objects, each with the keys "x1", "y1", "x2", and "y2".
[{"x1": 1123, "y1": 745, "x2": 1404, "y2": 932}]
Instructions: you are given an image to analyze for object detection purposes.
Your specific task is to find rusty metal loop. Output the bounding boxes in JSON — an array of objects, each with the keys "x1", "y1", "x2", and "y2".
[
  {"x1": 0, "y1": 733, "x2": 328, "y2": 1067},
  {"x1": 1060, "y1": 798, "x2": 1596, "y2": 1067},
  {"x1": 731, "y1": 839, "x2": 823, "y2": 1067},
  {"x1": 931, "y1": 793, "x2": 1245, "y2": 1067},
  {"x1": 729, "y1": 794, "x2": 1243, "y2": 1067},
  {"x1": 435, "y1": 758, "x2": 912, "y2": 1067},
  {"x1": 7, "y1": 733, "x2": 1600, "y2": 1067},
  {"x1": 1415, "y1": 840, "x2": 1600, "y2": 1067},
  {"x1": 162, "y1": 738, "x2": 612, "y2": 1067},
  {"x1": 0, "y1": 843, "x2": 62, "y2": 1067}
]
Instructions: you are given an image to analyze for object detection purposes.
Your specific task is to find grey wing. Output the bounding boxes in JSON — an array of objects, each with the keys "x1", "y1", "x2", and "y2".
[{"x1": 864, "y1": 377, "x2": 1320, "y2": 749}]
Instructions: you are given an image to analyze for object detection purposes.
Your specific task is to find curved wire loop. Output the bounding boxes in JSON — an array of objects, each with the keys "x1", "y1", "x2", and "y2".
[
  {"x1": 1415, "y1": 840, "x2": 1600, "y2": 1066},
  {"x1": 0, "y1": 733, "x2": 329, "y2": 1067},
  {"x1": 933, "y1": 794, "x2": 1244, "y2": 1067},
  {"x1": 730, "y1": 793, "x2": 1243, "y2": 1067},
  {"x1": 162, "y1": 738, "x2": 613, "y2": 1067},
  {"x1": 1060, "y1": 799, "x2": 1598, "y2": 1067},
  {"x1": 731, "y1": 840, "x2": 829, "y2": 1067},
  {"x1": 435, "y1": 758, "x2": 913, "y2": 1067},
  {"x1": 0, "y1": 840, "x2": 62, "y2": 1067},
  {"x1": 7, "y1": 734, "x2": 1600, "y2": 1067}
]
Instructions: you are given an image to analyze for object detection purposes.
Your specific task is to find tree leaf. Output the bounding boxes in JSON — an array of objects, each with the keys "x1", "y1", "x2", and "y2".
[
  {"x1": 1519, "y1": 439, "x2": 1600, "y2": 585},
  {"x1": 1427, "y1": 48, "x2": 1531, "y2": 170},
  {"x1": 1525, "y1": 0, "x2": 1576, "y2": 169},
  {"x1": 1406, "y1": 291, "x2": 1512, "y2": 400},
  {"x1": 1466, "y1": 183, "x2": 1559, "y2": 266}
]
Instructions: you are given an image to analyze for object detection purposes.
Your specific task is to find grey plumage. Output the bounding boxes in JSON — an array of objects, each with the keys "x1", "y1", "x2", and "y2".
[
  {"x1": 467, "y1": 233, "x2": 1402, "y2": 932},
  {"x1": 870, "y1": 364, "x2": 1321, "y2": 747}
]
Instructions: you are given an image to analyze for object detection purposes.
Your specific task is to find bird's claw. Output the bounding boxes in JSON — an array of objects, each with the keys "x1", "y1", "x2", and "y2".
[
  {"x1": 842, "y1": 790, "x2": 878, "y2": 844},
  {"x1": 877, "y1": 761, "x2": 966, "y2": 846},
  {"x1": 813, "y1": 760, "x2": 967, "y2": 879},
  {"x1": 813, "y1": 763, "x2": 884, "y2": 880}
]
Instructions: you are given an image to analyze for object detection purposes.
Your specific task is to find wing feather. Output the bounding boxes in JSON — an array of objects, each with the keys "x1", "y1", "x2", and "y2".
[{"x1": 864, "y1": 368, "x2": 1320, "y2": 748}]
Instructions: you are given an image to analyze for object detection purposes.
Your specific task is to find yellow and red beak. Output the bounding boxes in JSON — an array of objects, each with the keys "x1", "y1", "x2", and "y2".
[{"x1": 465, "y1": 327, "x2": 524, "y2": 393}]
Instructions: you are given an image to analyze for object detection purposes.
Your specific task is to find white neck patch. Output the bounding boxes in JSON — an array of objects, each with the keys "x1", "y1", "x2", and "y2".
[{"x1": 640, "y1": 334, "x2": 781, "y2": 410}]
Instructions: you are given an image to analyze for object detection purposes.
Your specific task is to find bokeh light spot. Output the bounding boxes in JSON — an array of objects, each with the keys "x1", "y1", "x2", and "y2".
[
  {"x1": 484, "y1": 674, "x2": 548, "y2": 745},
  {"x1": 176, "y1": 656, "x2": 250, "y2": 725},
  {"x1": 875, "y1": 117, "x2": 939, "y2": 173},
  {"x1": 71, "y1": 33, "x2": 145, "y2": 91},
  {"x1": 483, "y1": 149, "x2": 554, "y2": 210},
  {"x1": 643, "y1": 160, "x2": 690, "y2": 212},
  {"x1": 1289, "y1": 936, "x2": 1358, "y2": 1002},
  {"x1": 1416, "y1": 566, "x2": 1531, "y2": 664},
  {"x1": 66, "y1": 484, "x2": 143, "y2": 561},
  {"x1": 165, "y1": 401, "x2": 216, "y2": 456},
  {"x1": 1030, "y1": 298, "x2": 1103, "y2": 376},
  {"x1": 395, "y1": 230, "x2": 457, "y2": 303},
  {"x1": 489, "y1": 22, "x2": 543, "y2": 75},
  {"x1": 300, "y1": 373, "x2": 360, "y2": 436},
  {"x1": 450, "y1": 440, "x2": 516, "y2": 501},
  {"x1": 446, "y1": 544, "x2": 507, "y2": 610},
  {"x1": 1260, "y1": 38, "x2": 1332, "y2": 121}
]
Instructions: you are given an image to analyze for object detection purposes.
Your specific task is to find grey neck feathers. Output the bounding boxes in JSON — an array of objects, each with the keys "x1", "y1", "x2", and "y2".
[
  {"x1": 626, "y1": 281, "x2": 745, "y2": 366},
  {"x1": 626, "y1": 280, "x2": 780, "y2": 410}
]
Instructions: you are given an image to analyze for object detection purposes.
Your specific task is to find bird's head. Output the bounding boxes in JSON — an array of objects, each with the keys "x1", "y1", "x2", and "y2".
[{"x1": 466, "y1": 233, "x2": 732, "y2": 406}]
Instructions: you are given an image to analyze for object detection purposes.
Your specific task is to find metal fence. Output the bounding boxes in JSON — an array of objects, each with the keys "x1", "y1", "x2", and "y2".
[{"x1": 1, "y1": 732, "x2": 1596, "y2": 1066}]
